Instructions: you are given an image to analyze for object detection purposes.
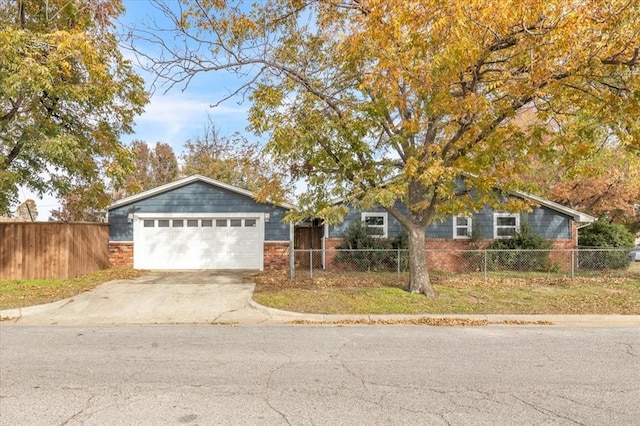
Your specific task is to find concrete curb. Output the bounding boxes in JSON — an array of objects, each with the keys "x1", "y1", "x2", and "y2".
[
  {"x1": 247, "y1": 299, "x2": 640, "y2": 327},
  {"x1": 0, "y1": 298, "x2": 76, "y2": 321}
]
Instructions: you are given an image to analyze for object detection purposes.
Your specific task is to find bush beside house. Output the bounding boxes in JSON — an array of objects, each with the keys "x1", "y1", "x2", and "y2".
[{"x1": 578, "y1": 221, "x2": 635, "y2": 270}]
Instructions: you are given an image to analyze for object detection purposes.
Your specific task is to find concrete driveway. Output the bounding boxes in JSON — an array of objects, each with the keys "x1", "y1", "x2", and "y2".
[{"x1": 2, "y1": 271, "x2": 273, "y2": 325}]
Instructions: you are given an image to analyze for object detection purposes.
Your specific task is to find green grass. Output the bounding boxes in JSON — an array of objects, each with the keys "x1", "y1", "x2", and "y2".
[
  {"x1": 254, "y1": 268, "x2": 640, "y2": 315},
  {"x1": 3, "y1": 265, "x2": 639, "y2": 315},
  {"x1": 0, "y1": 268, "x2": 143, "y2": 310}
]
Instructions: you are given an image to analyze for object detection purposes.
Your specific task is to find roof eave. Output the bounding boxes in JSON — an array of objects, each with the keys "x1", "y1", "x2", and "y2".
[
  {"x1": 513, "y1": 191, "x2": 596, "y2": 223},
  {"x1": 108, "y1": 175, "x2": 296, "y2": 210}
]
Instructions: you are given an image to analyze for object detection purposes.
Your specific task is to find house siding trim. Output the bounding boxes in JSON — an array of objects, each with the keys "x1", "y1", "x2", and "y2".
[{"x1": 109, "y1": 174, "x2": 295, "y2": 211}]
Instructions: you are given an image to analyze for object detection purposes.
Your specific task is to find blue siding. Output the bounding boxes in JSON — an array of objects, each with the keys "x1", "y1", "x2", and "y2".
[
  {"x1": 524, "y1": 208, "x2": 571, "y2": 239},
  {"x1": 108, "y1": 181, "x2": 290, "y2": 241},
  {"x1": 329, "y1": 202, "x2": 572, "y2": 240}
]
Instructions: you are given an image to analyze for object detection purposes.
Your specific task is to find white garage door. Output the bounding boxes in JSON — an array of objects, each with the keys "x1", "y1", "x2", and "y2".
[{"x1": 133, "y1": 214, "x2": 264, "y2": 270}]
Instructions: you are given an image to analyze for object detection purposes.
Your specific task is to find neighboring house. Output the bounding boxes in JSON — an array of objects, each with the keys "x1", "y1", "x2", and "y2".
[
  {"x1": 107, "y1": 175, "x2": 294, "y2": 271},
  {"x1": 295, "y1": 191, "x2": 596, "y2": 272}
]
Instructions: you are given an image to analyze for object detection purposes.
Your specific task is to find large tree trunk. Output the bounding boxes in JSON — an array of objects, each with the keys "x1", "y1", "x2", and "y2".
[{"x1": 407, "y1": 225, "x2": 435, "y2": 297}]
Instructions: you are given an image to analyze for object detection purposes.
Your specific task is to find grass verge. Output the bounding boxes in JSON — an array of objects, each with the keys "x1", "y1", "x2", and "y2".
[
  {"x1": 254, "y1": 269, "x2": 640, "y2": 315},
  {"x1": 0, "y1": 268, "x2": 143, "y2": 311}
]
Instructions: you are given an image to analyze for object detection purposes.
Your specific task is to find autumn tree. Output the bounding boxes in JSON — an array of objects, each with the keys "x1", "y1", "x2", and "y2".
[
  {"x1": 53, "y1": 141, "x2": 179, "y2": 219},
  {"x1": 181, "y1": 119, "x2": 292, "y2": 203},
  {"x1": 137, "y1": 0, "x2": 640, "y2": 295},
  {"x1": 50, "y1": 181, "x2": 109, "y2": 221},
  {"x1": 123, "y1": 140, "x2": 179, "y2": 195},
  {"x1": 16, "y1": 199, "x2": 38, "y2": 221},
  {"x1": 533, "y1": 147, "x2": 640, "y2": 229},
  {"x1": 0, "y1": 0, "x2": 147, "y2": 214},
  {"x1": 150, "y1": 142, "x2": 180, "y2": 188},
  {"x1": 129, "y1": 140, "x2": 153, "y2": 191}
]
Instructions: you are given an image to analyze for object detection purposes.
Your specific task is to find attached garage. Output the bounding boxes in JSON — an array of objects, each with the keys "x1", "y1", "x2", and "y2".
[
  {"x1": 107, "y1": 175, "x2": 293, "y2": 271},
  {"x1": 133, "y1": 214, "x2": 264, "y2": 270}
]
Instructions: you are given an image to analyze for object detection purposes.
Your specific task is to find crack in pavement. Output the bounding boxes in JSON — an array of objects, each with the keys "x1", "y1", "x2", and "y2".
[
  {"x1": 263, "y1": 358, "x2": 293, "y2": 425},
  {"x1": 617, "y1": 341, "x2": 638, "y2": 358},
  {"x1": 509, "y1": 394, "x2": 586, "y2": 425},
  {"x1": 60, "y1": 394, "x2": 96, "y2": 425},
  {"x1": 553, "y1": 393, "x2": 616, "y2": 415},
  {"x1": 210, "y1": 308, "x2": 240, "y2": 324}
]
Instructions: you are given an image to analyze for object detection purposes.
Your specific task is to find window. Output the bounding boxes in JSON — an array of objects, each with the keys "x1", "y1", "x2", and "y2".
[
  {"x1": 173, "y1": 219, "x2": 184, "y2": 227},
  {"x1": 216, "y1": 219, "x2": 228, "y2": 227},
  {"x1": 454, "y1": 216, "x2": 472, "y2": 239},
  {"x1": 362, "y1": 212, "x2": 388, "y2": 238},
  {"x1": 494, "y1": 213, "x2": 519, "y2": 238},
  {"x1": 230, "y1": 219, "x2": 242, "y2": 227},
  {"x1": 245, "y1": 219, "x2": 257, "y2": 227},
  {"x1": 201, "y1": 219, "x2": 213, "y2": 227},
  {"x1": 158, "y1": 220, "x2": 170, "y2": 228},
  {"x1": 143, "y1": 220, "x2": 155, "y2": 228},
  {"x1": 187, "y1": 220, "x2": 198, "y2": 227}
]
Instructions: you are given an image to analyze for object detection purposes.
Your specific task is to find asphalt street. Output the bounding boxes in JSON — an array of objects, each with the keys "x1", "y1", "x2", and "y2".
[{"x1": 1, "y1": 325, "x2": 639, "y2": 425}]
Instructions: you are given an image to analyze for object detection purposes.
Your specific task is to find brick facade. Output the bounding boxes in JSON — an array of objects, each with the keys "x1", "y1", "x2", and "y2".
[
  {"x1": 264, "y1": 242, "x2": 290, "y2": 271},
  {"x1": 109, "y1": 242, "x2": 134, "y2": 268},
  {"x1": 108, "y1": 241, "x2": 291, "y2": 271}
]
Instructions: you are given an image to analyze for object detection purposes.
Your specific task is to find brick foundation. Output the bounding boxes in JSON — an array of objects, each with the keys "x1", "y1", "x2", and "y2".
[
  {"x1": 323, "y1": 238, "x2": 344, "y2": 268},
  {"x1": 109, "y1": 242, "x2": 134, "y2": 268},
  {"x1": 264, "y1": 242, "x2": 290, "y2": 271}
]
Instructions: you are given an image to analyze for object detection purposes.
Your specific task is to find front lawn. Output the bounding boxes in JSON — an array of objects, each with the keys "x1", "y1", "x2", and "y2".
[{"x1": 254, "y1": 267, "x2": 640, "y2": 315}]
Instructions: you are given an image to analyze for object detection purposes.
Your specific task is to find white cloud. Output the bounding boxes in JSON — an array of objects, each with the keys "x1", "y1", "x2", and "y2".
[{"x1": 124, "y1": 92, "x2": 251, "y2": 153}]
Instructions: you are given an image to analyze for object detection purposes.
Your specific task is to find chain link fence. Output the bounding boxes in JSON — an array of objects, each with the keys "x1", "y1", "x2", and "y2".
[{"x1": 291, "y1": 248, "x2": 639, "y2": 282}]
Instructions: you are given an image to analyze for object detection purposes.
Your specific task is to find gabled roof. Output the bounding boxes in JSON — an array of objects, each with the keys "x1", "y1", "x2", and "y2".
[
  {"x1": 108, "y1": 175, "x2": 295, "y2": 210},
  {"x1": 512, "y1": 190, "x2": 595, "y2": 223}
]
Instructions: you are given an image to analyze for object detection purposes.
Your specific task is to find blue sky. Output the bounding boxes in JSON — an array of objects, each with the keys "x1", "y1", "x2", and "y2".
[
  {"x1": 25, "y1": 0, "x2": 261, "y2": 218},
  {"x1": 118, "y1": 0, "x2": 259, "y2": 151}
]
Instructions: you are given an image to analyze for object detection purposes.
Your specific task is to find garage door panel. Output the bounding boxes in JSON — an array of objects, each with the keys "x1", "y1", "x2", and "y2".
[{"x1": 134, "y1": 216, "x2": 263, "y2": 270}]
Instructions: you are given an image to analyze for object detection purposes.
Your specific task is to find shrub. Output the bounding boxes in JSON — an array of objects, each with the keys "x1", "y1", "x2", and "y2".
[
  {"x1": 578, "y1": 221, "x2": 634, "y2": 270},
  {"x1": 333, "y1": 221, "x2": 406, "y2": 271},
  {"x1": 487, "y1": 221, "x2": 552, "y2": 271}
]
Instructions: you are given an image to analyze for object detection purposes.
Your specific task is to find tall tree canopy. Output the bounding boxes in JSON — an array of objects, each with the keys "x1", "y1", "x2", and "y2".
[
  {"x1": 533, "y1": 147, "x2": 640, "y2": 228},
  {"x1": 0, "y1": 0, "x2": 147, "y2": 213},
  {"x1": 127, "y1": 140, "x2": 179, "y2": 193},
  {"x1": 138, "y1": 0, "x2": 640, "y2": 295},
  {"x1": 181, "y1": 120, "x2": 292, "y2": 203},
  {"x1": 52, "y1": 141, "x2": 179, "y2": 221}
]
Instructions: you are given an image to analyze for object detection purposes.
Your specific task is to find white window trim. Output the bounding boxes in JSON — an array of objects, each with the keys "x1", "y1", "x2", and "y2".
[
  {"x1": 361, "y1": 212, "x2": 388, "y2": 238},
  {"x1": 493, "y1": 213, "x2": 520, "y2": 239},
  {"x1": 453, "y1": 215, "x2": 472, "y2": 239}
]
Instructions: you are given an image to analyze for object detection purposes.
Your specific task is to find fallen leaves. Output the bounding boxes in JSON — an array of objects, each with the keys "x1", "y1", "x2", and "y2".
[
  {"x1": 287, "y1": 318, "x2": 554, "y2": 326},
  {"x1": 254, "y1": 269, "x2": 640, "y2": 315}
]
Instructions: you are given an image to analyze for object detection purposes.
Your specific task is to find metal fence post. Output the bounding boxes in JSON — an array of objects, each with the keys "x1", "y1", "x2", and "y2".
[
  {"x1": 571, "y1": 249, "x2": 575, "y2": 279},
  {"x1": 309, "y1": 249, "x2": 313, "y2": 279},
  {"x1": 397, "y1": 248, "x2": 401, "y2": 278},
  {"x1": 483, "y1": 250, "x2": 487, "y2": 281},
  {"x1": 290, "y1": 247, "x2": 295, "y2": 281}
]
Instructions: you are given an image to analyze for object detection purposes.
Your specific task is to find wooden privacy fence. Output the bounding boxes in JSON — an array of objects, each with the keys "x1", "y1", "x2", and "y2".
[{"x1": 0, "y1": 222, "x2": 109, "y2": 280}]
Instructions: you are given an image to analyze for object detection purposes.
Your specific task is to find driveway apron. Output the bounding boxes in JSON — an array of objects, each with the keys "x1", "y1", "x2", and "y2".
[{"x1": 4, "y1": 271, "x2": 266, "y2": 325}]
